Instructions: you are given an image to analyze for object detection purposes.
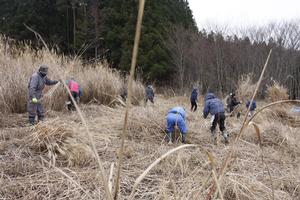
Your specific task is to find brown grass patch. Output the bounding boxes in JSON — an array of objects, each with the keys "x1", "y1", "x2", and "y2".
[{"x1": 266, "y1": 81, "x2": 289, "y2": 102}]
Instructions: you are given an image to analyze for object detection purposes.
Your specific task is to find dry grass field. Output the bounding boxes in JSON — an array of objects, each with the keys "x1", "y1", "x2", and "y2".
[
  {"x1": 1, "y1": 36, "x2": 300, "y2": 200},
  {"x1": 1, "y1": 94, "x2": 300, "y2": 200}
]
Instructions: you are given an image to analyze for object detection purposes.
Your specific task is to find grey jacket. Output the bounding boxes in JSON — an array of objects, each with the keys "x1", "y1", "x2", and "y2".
[
  {"x1": 146, "y1": 86, "x2": 154, "y2": 98},
  {"x1": 28, "y1": 72, "x2": 58, "y2": 99}
]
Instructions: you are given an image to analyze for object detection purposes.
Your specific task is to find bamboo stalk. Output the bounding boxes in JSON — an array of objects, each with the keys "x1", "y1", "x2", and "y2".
[{"x1": 113, "y1": 0, "x2": 146, "y2": 199}]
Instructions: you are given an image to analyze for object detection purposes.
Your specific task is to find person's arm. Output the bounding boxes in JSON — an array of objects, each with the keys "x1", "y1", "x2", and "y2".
[
  {"x1": 45, "y1": 77, "x2": 58, "y2": 86},
  {"x1": 253, "y1": 101, "x2": 257, "y2": 109},
  {"x1": 28, "y1": 75, "x2": 39, "y2": 98},
  {"x1": 246, "y1": 101, "x2": 250, "y2": 108},
  {"x1": 178, "y1": 118, "x2": 188, "y2": 135},
  {"x1": 203, "y1": 102, "x2": 210, "y2": 118}
]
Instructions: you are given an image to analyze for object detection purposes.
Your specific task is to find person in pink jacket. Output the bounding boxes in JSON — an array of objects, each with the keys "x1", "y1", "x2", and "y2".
[{"x1": 66, "y1": 78, "x2": 83, "y2": 111}]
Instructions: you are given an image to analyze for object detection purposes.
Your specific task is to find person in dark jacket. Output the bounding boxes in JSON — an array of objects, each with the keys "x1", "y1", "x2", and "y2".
[
  {"x1": 190, "y1": 87, "x2": 198, "y2": 112},
  {"x1": 166, "y1": 106, "x2": 188, "y2": 143},
  {"x1": 246, "y1": 100, "x2": 257, "y2": 117},
  {"x1": 66, "y1": 78, "x2": 83, "y2": 111},
  {"x1": 203, "y1": 93, "x2": 229, "y2": 144},
  {"x1": 226, "y1": 93, "x2": 241, "y2": 113},
  {"x1": 145, "y1": 85, "x2": 154, "y2": 104},
  {"x1": 226, "y1": 92, "x2": 242, "y2": 118},
  {"x1": 27, "y1": 65, "x2": 59, "y2": 125}
]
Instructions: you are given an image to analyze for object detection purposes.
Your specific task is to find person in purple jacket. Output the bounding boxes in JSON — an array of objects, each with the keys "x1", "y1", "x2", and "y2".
[
  {"x1": 27, "y1": 65, "x2": 59, "y2": 125},
  {"x1": 203, "y1": 93, "x2": 229, "y2": 144}
]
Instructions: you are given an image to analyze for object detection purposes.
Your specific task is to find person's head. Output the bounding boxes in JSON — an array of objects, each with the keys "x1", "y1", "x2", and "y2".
[
  {"x1": 230, "y1": 92, "x2": 235, "y2": 97},
  {"x1": 205, "y1": 93, "x2": 216, "y2": 101},
  {"x1": 38, "y1": 65, "x2": 49, "y2": 77}
]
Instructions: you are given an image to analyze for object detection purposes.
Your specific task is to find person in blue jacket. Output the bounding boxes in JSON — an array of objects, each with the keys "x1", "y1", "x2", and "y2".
[
  {"x1": 203, "y1": 93, "x2": 229, "y2": 144},
  {"x1": 246, "y1": 100, "x2": 257, "y2": 117},
  {"x1": 190, "y1": 87, "x2": 198, "y2": 112},
  {"x1": 166, "y1": 106, "x2": 188, "y2": 143}
]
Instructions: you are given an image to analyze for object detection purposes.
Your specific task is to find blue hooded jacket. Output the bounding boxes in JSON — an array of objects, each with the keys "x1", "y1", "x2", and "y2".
[
  {"x1": 190, "y1": 88, "x2": 198, "y2": 102},
  {"x1": 203, "y1": 93, "x2": 225, "y2": 118},
  {"x1": 166, "y1": 107, "x2": 187, "y2": 134},
  {"x1": 246, "y1": 100, "x2": 257, "y2": 111}
]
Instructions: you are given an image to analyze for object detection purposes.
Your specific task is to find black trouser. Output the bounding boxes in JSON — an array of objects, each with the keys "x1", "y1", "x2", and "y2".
[
  {"x1": 191, "y1": 101, "x2": 197, "y2": 111},
  {"x1": 68, "y1": 91, "x2": 79, "y2": 111},
  {"x1": 211, "y1": 112, "x2": 226, "y2": 132},
  {"x1": 145, "y1": 96, "x2": 154, "y2": 103},
  {"x1": 228, "y1": 105, "x2": 235, "y2": 113}
]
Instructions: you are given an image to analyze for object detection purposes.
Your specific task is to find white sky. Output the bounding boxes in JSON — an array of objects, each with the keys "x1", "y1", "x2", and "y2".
[{"x1": 188, "y1": 0, "x2": 300, "y2": 31}]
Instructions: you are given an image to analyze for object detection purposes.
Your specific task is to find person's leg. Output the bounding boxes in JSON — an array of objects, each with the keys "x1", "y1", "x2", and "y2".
[
  {"x1": 37, "y1": 103, "x2": 45, "y2": 122},
  {"x1": 71, "y1": 92, "x2": 78, "y2": 111},
  {"x1": 27, "y1": 101, "x2": 37, "y2": 125},
  {"x1": 210, "y1": 115, "x2": 218, "y2": 144},
  {"x1": 166, "y1": 115, "x2": 175, "y2": 143},
  {"x1": 67, "y1": 93, "x2": 72, "y2": 110},
  {"x1": 150, "y1": 97, "x2": 154, "y2": 103},
  {"x1": 177, "y1": 118, "x2": 187, "y2": 143},
  {"x1": 194, "y1": 101, "x2": 197, "y2": 111},
  {"x1": 190, "y1": 101, "x2": 194, "y2": 111},
  {"x1": 218, "y1": 113, "x2": 228, "y2": 143}
]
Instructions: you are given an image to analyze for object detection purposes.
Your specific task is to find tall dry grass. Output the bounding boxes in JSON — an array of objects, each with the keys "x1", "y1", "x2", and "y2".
[
  {"x1": 266, "y1": 81, "x2": 289, "y2": 102},
  {"x1": 236, "y1": 73, "x2": 257, "y2": 102},
  {"x1": 0, "y1": 36, "x2": 144, "y2": 114}
]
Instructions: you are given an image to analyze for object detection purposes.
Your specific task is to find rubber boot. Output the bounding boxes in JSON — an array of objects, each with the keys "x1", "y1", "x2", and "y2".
[
  {"x1": 222, "y1": 130, "x2": 229, "y2": 144},
  {"x1": 29, "y1": 117, "x2": 35, "y2": 125},
  {"x1": 38, "y1": 116, "x2": 44, "y2": 123},
  {"x1": 167, "y1": 132, "x2": 173, "y2": 144},
  {"x1": 211, "y1": 130, "x2": 217, "y2": 145}
]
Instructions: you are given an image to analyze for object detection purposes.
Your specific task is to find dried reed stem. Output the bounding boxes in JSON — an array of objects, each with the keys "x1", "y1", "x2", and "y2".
[
  {"x1": 129, "y1": 144, "x2": 197, "y2": 199},
  {"x1": 113, "y1": 0, "x2": 146, "y2": 199},
  {"x1": 40, "y1": 156, "x2": 93, "y2": 200},
  {"x1": 207, "y1": 49, "x2": 273, "y2": 199},
  {"x1": 249, "y1": 122, "x2": 274, "y2": 200},
  {"x1": 249, "y1": 100, "x2": 300, "y2": 122}
]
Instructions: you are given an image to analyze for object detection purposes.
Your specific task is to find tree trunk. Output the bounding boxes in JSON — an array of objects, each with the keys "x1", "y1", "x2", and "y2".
[{"x1": 92, "y1": 0, "x2": 100, "y2": 60}]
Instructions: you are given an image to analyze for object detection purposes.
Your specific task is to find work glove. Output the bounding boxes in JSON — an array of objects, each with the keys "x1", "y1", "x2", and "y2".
[{"x1": 32, "y1": 97, "x2": 38, "y2": 104}]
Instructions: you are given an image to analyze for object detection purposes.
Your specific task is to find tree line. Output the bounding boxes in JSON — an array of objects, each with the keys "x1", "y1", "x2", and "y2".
[
  {"x1": 169, "y1": 21, "x2": 300, "y2": 99},
  {"x1": 0, "y1": 0, "x2": 196, "y2": 81},
  {"x1": 0, "y1": 0, "x2": 299, "y2": 98}
]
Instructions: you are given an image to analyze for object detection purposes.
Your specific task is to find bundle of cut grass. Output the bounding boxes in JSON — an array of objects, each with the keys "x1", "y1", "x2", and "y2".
[
  {"x1": 25, "y1": 119, "x2": 92, "y2": 166},
  {"x1": 266, "y1": 81, "x2": 289, "y2": 102}
]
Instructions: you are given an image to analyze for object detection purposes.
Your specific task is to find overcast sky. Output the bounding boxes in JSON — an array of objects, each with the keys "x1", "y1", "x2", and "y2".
[{"x1": 188, "y1": 0, "x2": 300, "y2": 31}]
